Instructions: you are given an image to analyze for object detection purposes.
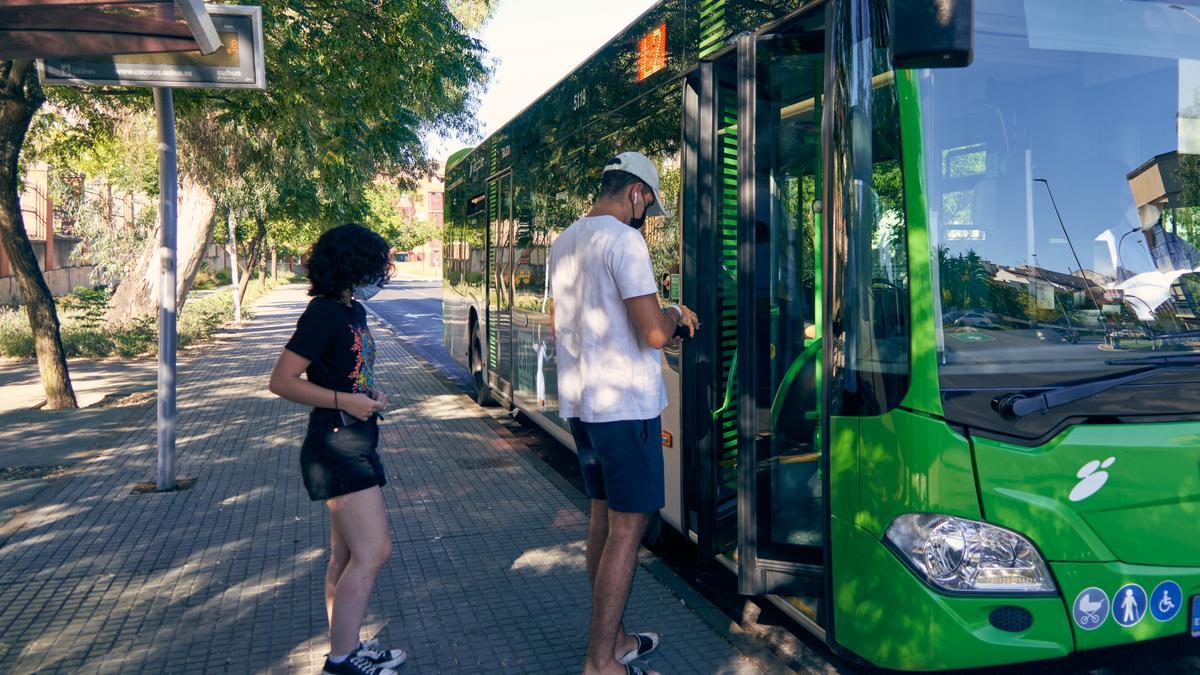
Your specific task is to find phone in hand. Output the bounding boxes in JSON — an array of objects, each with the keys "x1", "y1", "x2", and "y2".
[
  {"x1": 339, "y1": 408, "x2": 383, "y2": 427},
  {"x1": 673, "y1": 321, "x2": 698, "y2": 341}
]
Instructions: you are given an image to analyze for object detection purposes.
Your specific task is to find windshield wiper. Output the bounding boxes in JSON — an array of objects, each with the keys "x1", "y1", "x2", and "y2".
[{"x1": 992, "y1": 355, "x2": 1200, "y2": 419}]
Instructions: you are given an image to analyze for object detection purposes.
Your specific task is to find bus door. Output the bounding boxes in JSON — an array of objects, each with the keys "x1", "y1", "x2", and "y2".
[
  {"x1": 685, "y1": 54, "x2": 741, "y2": 560},
  {"x1": 738, "y1": 16, "x2": 830, "y2": 624},
  {"x1": 487, "y1": 171, "x2": 515, "y2": 400}
]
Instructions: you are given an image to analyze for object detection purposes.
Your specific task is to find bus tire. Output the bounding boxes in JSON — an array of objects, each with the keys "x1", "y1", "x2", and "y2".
[
  {"x1": 641, "y1": 511, "x2": 666, "y2": 549},
  {"x1": 469, "y1": 327, "x2": 495, "y2": 407}
]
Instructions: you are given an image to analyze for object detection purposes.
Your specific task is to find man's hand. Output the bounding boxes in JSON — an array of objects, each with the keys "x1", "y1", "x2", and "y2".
[
  {"x1": 626, "y1": 295, "x2": 700, "y2": 349},
  {"x1": 670, "y1": 304, "x2": 699, "y2": 338}
]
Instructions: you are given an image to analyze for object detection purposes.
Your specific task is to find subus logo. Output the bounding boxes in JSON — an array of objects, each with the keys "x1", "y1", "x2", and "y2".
[{"x1": 1069, "y1": 457, "x2": 1116, "y2": 502}]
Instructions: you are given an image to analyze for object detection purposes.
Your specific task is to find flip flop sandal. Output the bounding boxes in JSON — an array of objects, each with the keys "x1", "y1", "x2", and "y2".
[
  {"x1": 625, "y1": 665, "x2": 659, "y2": 675},
  {"x1": 618, "y1": 632, "x2": 660, "y2": 665}
]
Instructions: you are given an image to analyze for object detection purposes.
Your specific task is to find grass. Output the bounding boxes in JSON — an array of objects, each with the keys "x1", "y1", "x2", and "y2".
[{"x1": 0, "y1": 279, "x2": 284, "y2": 359}]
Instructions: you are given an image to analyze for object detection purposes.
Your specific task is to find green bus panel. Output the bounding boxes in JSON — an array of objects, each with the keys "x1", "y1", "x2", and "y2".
[
  {"x1": 973, "y1": 422, "x2": 1200, "y2": 566},
  {"x1": 851, "y1": 408, "x2": 980, "y2": 537}
]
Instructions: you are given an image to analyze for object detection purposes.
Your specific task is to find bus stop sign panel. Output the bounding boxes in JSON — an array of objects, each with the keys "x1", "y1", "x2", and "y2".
[{"x1": 39, "y1": 5, "x2": 264, "y2": 90}]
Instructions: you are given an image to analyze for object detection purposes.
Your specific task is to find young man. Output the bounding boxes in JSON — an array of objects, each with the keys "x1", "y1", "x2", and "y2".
[{"x1": 548, "y1": 152, "x2": 699, "y2": 675}]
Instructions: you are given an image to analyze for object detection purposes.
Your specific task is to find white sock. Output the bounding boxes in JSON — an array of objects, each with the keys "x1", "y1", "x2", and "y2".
[{"x1": 329, "y1": 653, "x2": 350, "y2": 664}]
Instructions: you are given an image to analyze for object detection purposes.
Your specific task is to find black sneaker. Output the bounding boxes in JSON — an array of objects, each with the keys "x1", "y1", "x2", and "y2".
[
  {"x1": 321, "y1": 652, "x2": 398, "y2": 675},
  {"x1": 358, "y1": 638, "x2": 407, "y2": 669}
]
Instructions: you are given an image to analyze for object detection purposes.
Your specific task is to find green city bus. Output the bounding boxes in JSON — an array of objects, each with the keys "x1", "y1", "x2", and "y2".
[{"x1": 442, "y1": 0, "x2": 1200, "y2": 668}]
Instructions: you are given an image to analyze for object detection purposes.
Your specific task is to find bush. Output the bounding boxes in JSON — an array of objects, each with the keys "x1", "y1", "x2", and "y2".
[
  {"x1": 192, "y1": 263, "x2": 219, "y2": 290},
  {"x1": 58, "y1": 286, "x2": 113, "y2": 330},
  {"x1": 193, "y1": 264, "x2": 234, "y2": 291},
  {"x1": 0, "y1": 308, "x2": 34, "y2": 358},
  {"x1": 0, "y1": 278, "x2": 281, "y2": 359}
]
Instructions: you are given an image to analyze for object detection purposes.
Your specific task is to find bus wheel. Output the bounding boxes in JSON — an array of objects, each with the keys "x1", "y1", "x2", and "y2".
[
  {"x1": 641, "y1": 511, "x2": 666, "y2": 549},
  {"x1": 470, "y1": 328, "x2": 495, "y2": 407}
]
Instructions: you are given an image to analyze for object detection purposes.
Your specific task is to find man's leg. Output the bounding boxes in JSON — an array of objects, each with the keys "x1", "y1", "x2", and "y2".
[
  {"x1": 586, "y1": 500, "x2": 639, "y2": 662},
  {"x1": 583, "y1": 509, "x2": 649, "y2": 675}
]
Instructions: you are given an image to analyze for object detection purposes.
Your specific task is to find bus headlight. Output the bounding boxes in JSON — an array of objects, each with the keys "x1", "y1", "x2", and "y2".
[{"x1": 885, "y1": 513, "x2": 1057, "y2": 594}]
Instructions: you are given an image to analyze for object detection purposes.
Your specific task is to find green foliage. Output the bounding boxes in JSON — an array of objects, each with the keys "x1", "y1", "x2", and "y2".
[
  {"x1": 34, "y1": 113, "x2": 159, "y2": 283},
  {"x1": 26, "y1": 0, "x2": 495, "y2": 274},
  {"x1": 192, "y1": 262, "x2": 226, "y2": 291},
  {"x1": 57, "y1": 286, "x2": 113, "y2": 330},
  {"x1": 171, "y1": 0, "x2": 492, "y2": 231},
  {"x1": 448, "y1": 0, "x2": 498, "y2": 31},
  {"x1": 646, "y1": 161, "x2": 681, "y2": 280},
  {"x1": 0, "y1": 281, "x2": 277, "y2": 358},
  {"x1": 364, "y1": 180, "x2": 439, "y2": 251}
]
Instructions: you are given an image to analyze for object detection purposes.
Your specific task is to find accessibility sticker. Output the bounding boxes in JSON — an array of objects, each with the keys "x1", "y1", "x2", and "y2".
[
  {"x1": 1150, "y1": 580, "x2": 1182, "y2": 622},
  {"x1": 1192, "y1": 596, "x2": 1200, "y2": 637},
  {"x1": 1072, "y1": 587, "x2": 1109, "y2": 630},
  {"x1": 1113, "y1": 583, "x2": 1147, "y2": 628}
]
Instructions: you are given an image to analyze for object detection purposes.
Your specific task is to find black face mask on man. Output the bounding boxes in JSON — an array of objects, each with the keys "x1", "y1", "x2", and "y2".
[{"x1": 628, "y1": 190, "x2": 648, "y2": 230}]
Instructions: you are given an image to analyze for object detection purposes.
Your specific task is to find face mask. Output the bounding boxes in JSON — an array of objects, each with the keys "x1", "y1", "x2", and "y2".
[
  {"x1": 628, "y1": 191, "x2": 647, "y2": 230},
  {"x1": 352, "y1": 279, "x2": 385, "y2": 301}
]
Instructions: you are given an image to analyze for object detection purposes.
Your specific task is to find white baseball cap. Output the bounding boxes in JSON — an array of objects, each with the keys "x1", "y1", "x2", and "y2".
[{"x1": 603, "y1": 151, "x2": 670, "y2": 217}]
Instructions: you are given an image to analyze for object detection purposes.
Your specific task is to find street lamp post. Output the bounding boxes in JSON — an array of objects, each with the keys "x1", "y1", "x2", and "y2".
[
  {"x1": 1033, "y1": 178, "x2": 1101, "y2": 309},
  {"x1": 1169, "y1": 3, "x2": 1200, "y2": 24}
]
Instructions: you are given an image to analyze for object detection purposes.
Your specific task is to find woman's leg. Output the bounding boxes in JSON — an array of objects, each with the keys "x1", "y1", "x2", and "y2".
[
  {"x1": 326, "y1": 517, "x2": 352, "y2": 629},
  {"x1": 326, "y1": 485, "x2": 392, "y2": 656}
]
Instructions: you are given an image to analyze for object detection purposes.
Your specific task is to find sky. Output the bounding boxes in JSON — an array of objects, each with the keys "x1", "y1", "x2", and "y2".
[{"x1": 432, "y1": 0, "x2": 658, "y2": 162}]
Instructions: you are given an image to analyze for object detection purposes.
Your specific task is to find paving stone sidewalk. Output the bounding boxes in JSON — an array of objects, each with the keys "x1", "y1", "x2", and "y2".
[{"x1": 0, "y1": 286, "x2": 767, "y2": 674}]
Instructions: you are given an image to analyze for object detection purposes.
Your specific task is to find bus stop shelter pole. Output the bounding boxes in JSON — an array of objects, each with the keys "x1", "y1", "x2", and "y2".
[{"x1": 154, "y1": 87, "x2": 178, "y2": 491}]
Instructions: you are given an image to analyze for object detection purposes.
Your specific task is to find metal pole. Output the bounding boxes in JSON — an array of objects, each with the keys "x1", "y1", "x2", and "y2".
[
  {"x1": 1034, "y1": 178, "x2": 1099, "y2": 309},
  {"x1": 154, "y1": 87, "x2": 177, "y2": 492}
]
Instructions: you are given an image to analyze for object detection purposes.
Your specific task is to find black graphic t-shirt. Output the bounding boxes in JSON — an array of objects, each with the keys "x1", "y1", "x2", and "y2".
[{"x1": 285, "y1": 297, "x2": 377, "y2": 395}]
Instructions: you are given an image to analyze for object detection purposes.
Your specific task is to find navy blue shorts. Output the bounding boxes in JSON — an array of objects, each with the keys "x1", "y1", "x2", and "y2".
[{"x1": 567, "y1": 417, "x2": 664, "y2": 513}]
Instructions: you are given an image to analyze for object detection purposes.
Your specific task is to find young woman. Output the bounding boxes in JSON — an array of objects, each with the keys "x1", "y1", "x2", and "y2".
[{"x1": 269, "y1": 224, "x2": 406, "y2": 675}]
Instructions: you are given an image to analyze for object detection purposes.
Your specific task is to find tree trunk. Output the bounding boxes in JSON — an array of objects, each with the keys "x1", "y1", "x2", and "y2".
[
  {"x1": 0, "y1": 60, "x2": 77, "y2": 409},
  {"x1": 227, "y1": 208, "x2": 241, "y2": 324},
  {"x1": 236, "y1": 215, "x2": 266, "y2": 306},
  {"x1": 105, "y1": 176, "x2": 214, "y2": 324}
]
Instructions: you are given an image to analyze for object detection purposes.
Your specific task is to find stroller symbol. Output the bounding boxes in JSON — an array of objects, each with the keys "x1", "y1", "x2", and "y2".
[
  {"x1": 1078, "y1": 594, "x2": 1104, "y2": 625},
  {"x1": 1073, "y1": 588, "x2": 1109, "y2": 630}
]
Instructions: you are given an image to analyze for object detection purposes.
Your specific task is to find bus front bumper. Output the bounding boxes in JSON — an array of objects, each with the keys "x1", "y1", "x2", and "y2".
[{"x1": 833, "y1": 517, "x2": 1200, "y2": 670}]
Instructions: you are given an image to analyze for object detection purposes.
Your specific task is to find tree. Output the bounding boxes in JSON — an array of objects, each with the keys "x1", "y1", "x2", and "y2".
[
  {"x1": 363, "y1": 180, "x2": 440, "y2": 251},
  {"x1": 40, "y1": 111, "x2": 159, "y2": 285},
  {"x1": 100, "y1": 0, "x2": 494, "y2": 323},
  {"x1": 0, "y1": 60, "x2": 76, "y2": 408}
]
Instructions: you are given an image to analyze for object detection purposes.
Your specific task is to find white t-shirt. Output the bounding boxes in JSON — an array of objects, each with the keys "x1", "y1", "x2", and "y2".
[{"x1": 548, "y1": 214, "x2": 666, "y2": 423}]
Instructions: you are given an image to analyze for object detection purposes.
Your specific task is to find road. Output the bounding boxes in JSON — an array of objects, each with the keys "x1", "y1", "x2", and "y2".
[
  {"x1": 367, "y1": 275, "x2": 472, "y2": 393},
  {"x1": 366, "y1": 275, "x2": 1200, "y2": 675}
]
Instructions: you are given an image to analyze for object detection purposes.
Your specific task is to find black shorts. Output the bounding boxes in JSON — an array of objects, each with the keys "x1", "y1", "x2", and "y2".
[
  {"x1": 568, "y1": 417, "x2": 664, "y2": 513},
  {"x1": 300, "y1": 409, "x2": 387, "y2": 502}
]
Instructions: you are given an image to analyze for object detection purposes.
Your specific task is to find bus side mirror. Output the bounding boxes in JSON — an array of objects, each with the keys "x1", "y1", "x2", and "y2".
[{"x1": 891, "y1": 0, "x2": 974, "y2": 69}]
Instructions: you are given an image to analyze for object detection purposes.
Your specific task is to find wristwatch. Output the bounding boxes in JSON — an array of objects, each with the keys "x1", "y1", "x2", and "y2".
[{"x1": 666, "y1": 303, "x2": 683, "y2": 322}]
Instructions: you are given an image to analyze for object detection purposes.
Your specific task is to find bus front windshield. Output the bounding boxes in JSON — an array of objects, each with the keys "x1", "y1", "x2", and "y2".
[{"x1": 919, "y1": 0, "x2": 1200, "y2": 434}]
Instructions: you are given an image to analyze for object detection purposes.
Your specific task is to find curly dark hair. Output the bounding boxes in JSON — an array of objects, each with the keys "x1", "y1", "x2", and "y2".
[{"x1": 306, "y1": 223, "x2": 391, "y2": 299}]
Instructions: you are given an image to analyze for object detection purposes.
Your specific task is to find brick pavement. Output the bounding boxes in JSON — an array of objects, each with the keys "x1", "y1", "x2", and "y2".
[{"x1": 0, "y1": 286, "x2": 768, "y2": 674}]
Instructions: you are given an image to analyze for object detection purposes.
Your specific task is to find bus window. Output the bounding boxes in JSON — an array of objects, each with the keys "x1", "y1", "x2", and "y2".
[{"x1": 829, "y1": 0, "x2": 911, "y2": 415}]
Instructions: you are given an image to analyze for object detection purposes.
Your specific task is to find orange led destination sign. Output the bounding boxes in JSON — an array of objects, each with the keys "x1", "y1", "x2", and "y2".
[{"x1": 637, "y1": 22, "x2": 667, "y2": 81}]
